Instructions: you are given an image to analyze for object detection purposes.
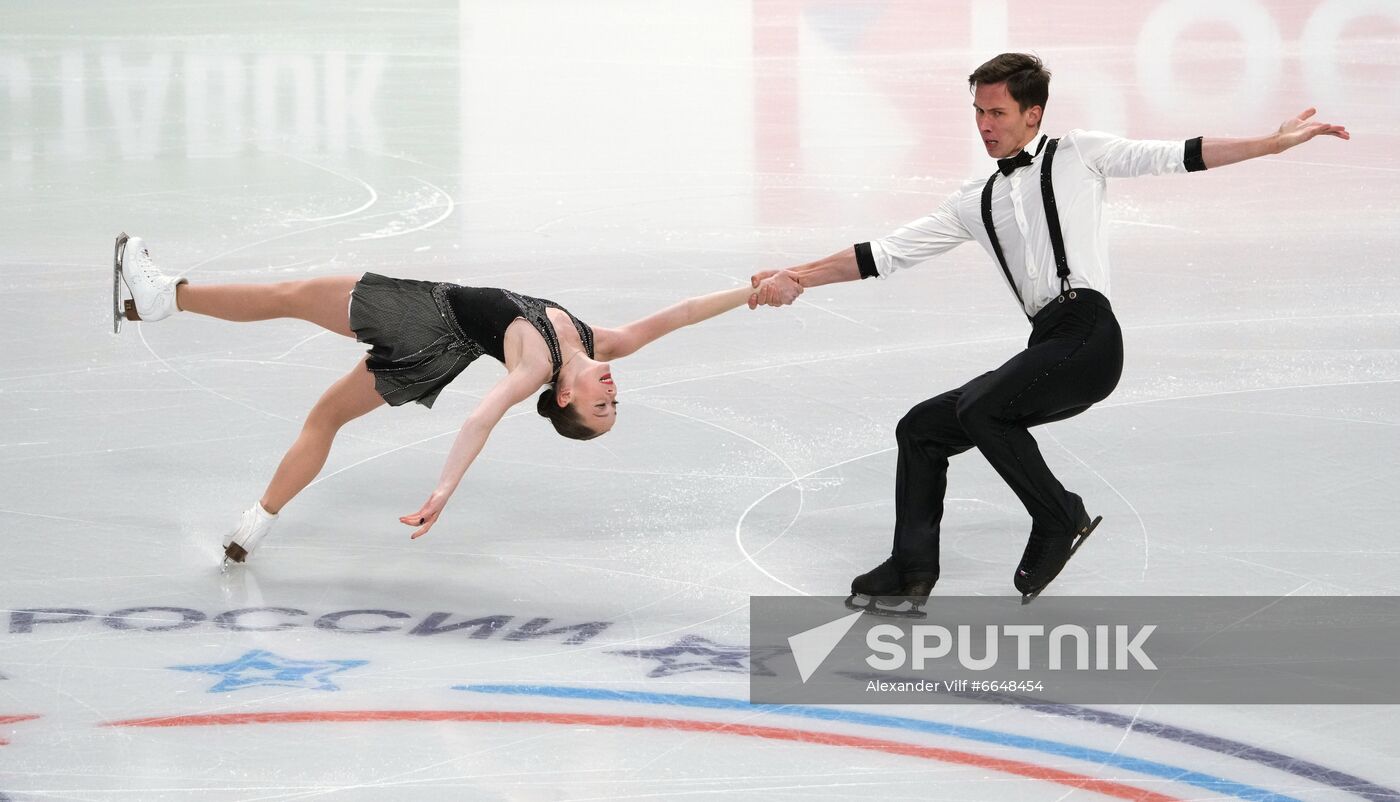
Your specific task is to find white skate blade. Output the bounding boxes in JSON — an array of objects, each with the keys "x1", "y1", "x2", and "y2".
[{"x1": 112, "y1": 232, "x2": 129, "y2": 334}]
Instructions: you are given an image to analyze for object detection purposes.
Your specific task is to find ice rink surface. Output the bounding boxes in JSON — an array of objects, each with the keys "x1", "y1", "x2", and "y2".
[{"x1": 2, "y1": 1, "x2": 1398, "y2": 799}]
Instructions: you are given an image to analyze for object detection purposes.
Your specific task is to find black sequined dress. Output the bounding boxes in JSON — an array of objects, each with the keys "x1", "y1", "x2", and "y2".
[{"x1": 348, "y1": 272, "x2": 594, "y2": 408}]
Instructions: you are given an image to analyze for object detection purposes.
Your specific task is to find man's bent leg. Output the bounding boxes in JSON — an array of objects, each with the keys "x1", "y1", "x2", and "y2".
[
  {"x1": 849, "y1": 384, "x2": 980, "y2": 615},
  {"x1": 890, "y1": 389, "x2": 976, "y2": 577},
  {"x1": 953, "y1": 303, "x2": 1123, "y2": 533}
]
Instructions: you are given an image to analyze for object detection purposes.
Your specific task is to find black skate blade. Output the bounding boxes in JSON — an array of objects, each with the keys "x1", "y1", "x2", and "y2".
[
  {"x1": 112, "y1": 232, "x2": 129, "y2": 334},
  {"x1": 1068, "y1": 515, "x2": 1103, "y2": 557},
  {"x1": 1021, "y1": 515, "x2": 1104, "y2": 605},
  {"x1": 845, "y1": 593, "x2": 927, "y2": 619}
]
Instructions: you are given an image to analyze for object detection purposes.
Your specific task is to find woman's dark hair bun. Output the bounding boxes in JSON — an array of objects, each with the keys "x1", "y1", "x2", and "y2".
[
  {"x1": 536, "y1": 386, "x2": 602, "y2": 441},
  {"x1": 536, "y1": 386, "x2": 557, "y2": 417}
]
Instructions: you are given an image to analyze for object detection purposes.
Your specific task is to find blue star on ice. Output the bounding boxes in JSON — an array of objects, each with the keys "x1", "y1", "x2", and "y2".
[
  {"x1": 168, "y1": 649, "x2": 368, "y2": 693},
  {"x1": 609, "y1": 635, "x2": 783, "y2": 678}
]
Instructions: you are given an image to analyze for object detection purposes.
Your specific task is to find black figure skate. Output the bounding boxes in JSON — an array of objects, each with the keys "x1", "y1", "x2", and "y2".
[
  {"x1": 1015, "y1": 500, "x2": 1102, "y2": 605},
  {"x1": 844, "y1": 557, "x2": 937, "y2": 619}
]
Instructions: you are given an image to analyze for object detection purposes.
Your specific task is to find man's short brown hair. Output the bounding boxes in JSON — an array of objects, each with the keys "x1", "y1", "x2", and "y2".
[{"x1": 968, "y1": 53, "x2": 1051, "y2": 112}]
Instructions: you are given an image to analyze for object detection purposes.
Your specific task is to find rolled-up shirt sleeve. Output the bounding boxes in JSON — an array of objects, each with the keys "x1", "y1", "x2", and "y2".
[
  {"x1": 1071, "y1": 128, "x2": 1200, "y2": 178},
  {"x1": 859, "y1": 193, "x2": 972, "y2": 279}
]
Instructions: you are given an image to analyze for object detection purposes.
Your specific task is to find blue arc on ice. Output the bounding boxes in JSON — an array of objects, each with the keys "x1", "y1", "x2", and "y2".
[{"x1": 457, "y1": 684, "x2": 1390, "y2": 802}]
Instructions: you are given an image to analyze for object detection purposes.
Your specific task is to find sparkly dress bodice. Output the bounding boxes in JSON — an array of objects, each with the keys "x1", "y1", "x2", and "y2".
[{"x1": 438, "y1": 285, "x2": 595, "y2": 380}]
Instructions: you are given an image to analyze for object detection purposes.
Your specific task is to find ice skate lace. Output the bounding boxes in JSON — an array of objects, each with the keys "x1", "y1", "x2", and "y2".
[{"x1": 130, "y1": 245, "x2": 162, "y2": 282}]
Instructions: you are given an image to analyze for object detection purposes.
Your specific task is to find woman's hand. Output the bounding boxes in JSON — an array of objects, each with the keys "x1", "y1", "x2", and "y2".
[
  {"x1": 748, "y1": 269, "x2": 803, "y2": 308},
  {"x1": 400, "y1": 490, "x2": 449, "y2": 539}
]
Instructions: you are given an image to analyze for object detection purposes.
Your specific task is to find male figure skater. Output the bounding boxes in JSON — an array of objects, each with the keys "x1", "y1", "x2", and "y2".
[{"x1": 750, "y1": 53, "x2": 1348, "y2": 613}]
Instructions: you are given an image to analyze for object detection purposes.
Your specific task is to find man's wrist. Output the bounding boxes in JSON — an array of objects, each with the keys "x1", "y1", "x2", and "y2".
[
  {"x1": 853, "y1": 242, "x2": 878, "y2": 279},
  {"x1": 1184, "y1": 137, "x2": 1206, "y2": 172}
]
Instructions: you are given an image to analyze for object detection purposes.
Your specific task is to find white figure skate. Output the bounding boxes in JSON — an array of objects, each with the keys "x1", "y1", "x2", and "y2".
[
  {"x1": 113, "y1": 233, "x2": 186, "y2": 333},
  {"x1": 222, "y1": 503, "x2": 279, "y2": 566}
]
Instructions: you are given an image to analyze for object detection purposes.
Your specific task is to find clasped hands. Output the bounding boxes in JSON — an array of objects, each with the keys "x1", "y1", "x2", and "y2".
[{"x1": 747, "y1": 269, "x2": 803, "y2": 309}]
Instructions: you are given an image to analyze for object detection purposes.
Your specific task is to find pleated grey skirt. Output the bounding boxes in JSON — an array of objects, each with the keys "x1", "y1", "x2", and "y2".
[{"x1": 349, "y1": 272, "x2": 485, "y2": 408}]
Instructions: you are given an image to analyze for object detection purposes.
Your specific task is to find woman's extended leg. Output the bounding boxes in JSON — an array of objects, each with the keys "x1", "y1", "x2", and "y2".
[
  {"x1": 176, "y1": 276, "x2": 360, "y2": 337},
  {"x1": 260, "y1": 357, "x2": 385, "y2": 513}
]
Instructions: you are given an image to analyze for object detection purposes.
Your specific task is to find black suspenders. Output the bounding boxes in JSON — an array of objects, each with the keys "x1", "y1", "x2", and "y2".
[
  {"x1": 1039, "y1": 139, "x2": 1072, "y2": 295},
  {"x1": 980, "y1": 137, "x2": 1073, "y2": 320},
  {"x1": 979, "y1": 173, "x2": 1020, "y2": 316}
]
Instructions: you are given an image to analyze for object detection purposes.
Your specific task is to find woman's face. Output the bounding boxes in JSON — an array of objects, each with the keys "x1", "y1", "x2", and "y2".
[{"x1": 567, "y1": 360, "x2": 617, "y2": 434}]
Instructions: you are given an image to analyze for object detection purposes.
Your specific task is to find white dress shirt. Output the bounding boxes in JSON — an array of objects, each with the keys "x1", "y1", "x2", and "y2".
[{"x1": 864, "y1": 129, "x2": 1197, "y2": 318}]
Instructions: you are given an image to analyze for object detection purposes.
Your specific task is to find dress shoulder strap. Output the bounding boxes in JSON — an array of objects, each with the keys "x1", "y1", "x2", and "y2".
[
  {"x1": 501, "y1": 290, "x2": 564, "y2": 379},
  {"x1": 541, "y1": 300, "x2": 595, "y2": 360}
]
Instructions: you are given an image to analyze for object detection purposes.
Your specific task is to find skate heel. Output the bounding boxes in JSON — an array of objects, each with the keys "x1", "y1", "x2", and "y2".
[
  {"x1": 223, "y1": 542, "x2": 249, "y2": 564},
  {"x1": 1069, "y1": 515, "x2": 1103, "y2": 556},
  {"x1": 220, "y1": 503, "x2": 278, "y2": 567}
]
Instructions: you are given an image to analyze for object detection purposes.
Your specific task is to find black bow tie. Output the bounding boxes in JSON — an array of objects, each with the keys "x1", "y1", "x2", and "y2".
[{"x1": 997, "y1": 149, "x2": 1035, "y2": 176}]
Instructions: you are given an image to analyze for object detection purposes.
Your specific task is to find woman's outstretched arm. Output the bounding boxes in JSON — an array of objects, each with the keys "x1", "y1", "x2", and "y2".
[
  {"x1": 598, "y1": 285, "x2": 754, "y2": 360},
  {"x1": 399, "y1": 367, "x2": 543, "y2": 539}
]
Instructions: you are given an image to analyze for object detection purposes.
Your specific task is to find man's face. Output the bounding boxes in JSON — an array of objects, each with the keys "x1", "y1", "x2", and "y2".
[{"x1": 973, "y1": 81, "x2": 1042, "y2": 159}]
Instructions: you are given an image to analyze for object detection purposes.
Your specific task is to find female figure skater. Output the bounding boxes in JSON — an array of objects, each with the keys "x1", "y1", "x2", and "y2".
[{"x1": 112, "y1": 233, "x2": 758, "y2": 564}]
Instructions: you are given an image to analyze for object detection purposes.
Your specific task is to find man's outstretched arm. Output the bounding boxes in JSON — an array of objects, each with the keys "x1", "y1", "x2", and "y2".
[
  {"x1": 1202, "y1": 107, "x2": 1348, "y2": 169},
  {"x1": 748, "y1": 248, "x2": 860, "y2": 308},
  {"x1": 748, "y1": 195, "x2": 971, "y2": 308}
]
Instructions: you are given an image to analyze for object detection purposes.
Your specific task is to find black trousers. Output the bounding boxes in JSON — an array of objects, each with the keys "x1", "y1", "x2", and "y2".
[{"x1": 892, "y1": 289, "x2": 1123, "y2": 578}]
